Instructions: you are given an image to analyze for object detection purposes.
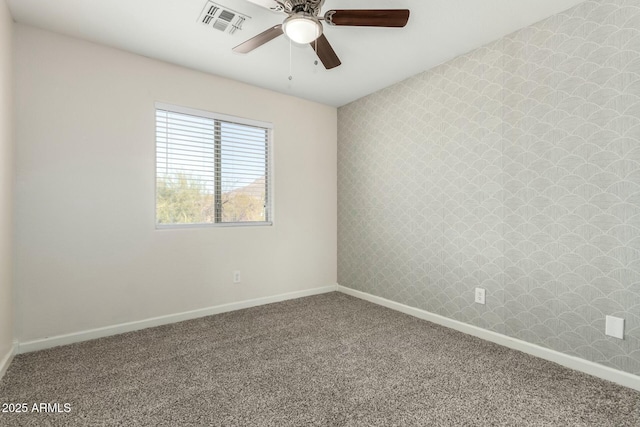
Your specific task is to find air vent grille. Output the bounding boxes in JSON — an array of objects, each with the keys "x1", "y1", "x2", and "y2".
[{"x1": 199, "y1": 1, "x2": 250, "y2": 35}]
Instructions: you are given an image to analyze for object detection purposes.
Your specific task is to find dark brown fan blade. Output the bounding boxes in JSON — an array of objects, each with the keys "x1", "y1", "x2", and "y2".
[
  {"x1": 325, "y1": 9, "x2": 410, "y2": 27},
  {"x1": 311, "y1": 34, "x2": 341, "y2": 70},
  {"x1": 233, "y1": 25, "x2": 283, "y2": 53}
]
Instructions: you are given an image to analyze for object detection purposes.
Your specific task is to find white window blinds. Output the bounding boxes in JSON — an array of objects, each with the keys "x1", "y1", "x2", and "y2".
[{"x1": 155, "y1": 103, "x2": 272, "y2": 226}]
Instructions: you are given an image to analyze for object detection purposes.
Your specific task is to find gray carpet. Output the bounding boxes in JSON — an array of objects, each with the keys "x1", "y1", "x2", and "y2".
[{"x1": 0, "y1": 292, "x2": 639, "y2": 426}]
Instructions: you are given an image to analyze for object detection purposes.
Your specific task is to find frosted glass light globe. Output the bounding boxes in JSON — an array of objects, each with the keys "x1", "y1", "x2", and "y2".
[{"x1": 283, "y1": 15, "x2": 322, "y2": 44}]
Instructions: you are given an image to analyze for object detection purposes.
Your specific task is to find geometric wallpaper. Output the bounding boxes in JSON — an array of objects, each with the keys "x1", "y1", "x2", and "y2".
[{"x1": 338, "y1": 0, "x2": 640, "y2": 375}]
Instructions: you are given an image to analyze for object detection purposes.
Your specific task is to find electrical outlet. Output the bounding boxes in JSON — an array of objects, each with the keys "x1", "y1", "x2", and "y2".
[
  {"x1": 233, "y1": 271, "x2": 241, "y2": 284},
  {"x1": 475, "y1": 288, "x2": 485, "y2": 305},
  {"x1": 605, "y1": 315, "x2": 624, "y2": 339}
]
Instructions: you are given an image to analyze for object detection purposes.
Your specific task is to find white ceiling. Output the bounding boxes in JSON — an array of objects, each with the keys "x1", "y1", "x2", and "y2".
[{"x1": 7, "y1": 0, "x2": 585, "y2": 107}]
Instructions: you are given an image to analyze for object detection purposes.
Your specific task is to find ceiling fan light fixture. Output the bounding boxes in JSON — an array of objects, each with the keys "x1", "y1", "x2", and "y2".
[{"x1": 283, "y1": 14, "x2": 322, "y2": 44}]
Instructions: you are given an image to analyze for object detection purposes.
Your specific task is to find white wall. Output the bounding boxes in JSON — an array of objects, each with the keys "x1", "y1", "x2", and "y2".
[
  {"x1": 13, "y1": 24, "x2": 337, "y2": 343},
  {"x1": 0, "y1": 0, "x2": 14, "y2": 363}
]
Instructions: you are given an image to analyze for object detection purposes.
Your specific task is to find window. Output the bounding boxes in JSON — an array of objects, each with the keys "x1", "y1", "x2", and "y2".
[{"x1": 155, "y1": 103, "x2": 272, "y2": 227}]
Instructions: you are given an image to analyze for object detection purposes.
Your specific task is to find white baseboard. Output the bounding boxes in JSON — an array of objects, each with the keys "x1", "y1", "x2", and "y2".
[
  {"x1": 337, "y1": 285, "x2": 640, "y2": 392},
  {"x1": 17, "y1": 285, "x2": 338, "y2": 354},
  {"x1": 0, "y1": 341, "x2": 17, "y2": 381}
]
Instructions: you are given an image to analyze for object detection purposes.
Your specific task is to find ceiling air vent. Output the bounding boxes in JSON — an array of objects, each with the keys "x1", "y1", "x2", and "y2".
[{"x1": 199, "y1": 1, "x2": 250, "y2": 35}]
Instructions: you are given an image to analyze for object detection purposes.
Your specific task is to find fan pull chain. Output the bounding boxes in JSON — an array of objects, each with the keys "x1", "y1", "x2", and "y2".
[{"x1": 288, "y1": 38, "x2": 293, "y2": 81}]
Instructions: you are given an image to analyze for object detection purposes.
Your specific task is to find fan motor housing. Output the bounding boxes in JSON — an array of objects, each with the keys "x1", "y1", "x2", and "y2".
[{"x1": 283, "y1": 0, "x2": 324, "y2": 15}]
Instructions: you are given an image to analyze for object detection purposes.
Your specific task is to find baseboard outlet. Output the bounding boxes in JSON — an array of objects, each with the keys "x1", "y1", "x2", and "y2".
[
  {"x1": 17, "y1": 284, "x2": 338, "y2": 354},
  {"x1": 337, "y1": 285, "x2": 640, "y2": 392},
  {"x1": 0, "y1": 342, "x2": 17, "y2": 381}
]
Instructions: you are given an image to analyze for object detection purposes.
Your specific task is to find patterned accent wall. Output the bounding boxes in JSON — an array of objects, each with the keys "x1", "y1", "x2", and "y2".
[{"x1": 338, "y1": 0, "x2": 640, "y2": 375}]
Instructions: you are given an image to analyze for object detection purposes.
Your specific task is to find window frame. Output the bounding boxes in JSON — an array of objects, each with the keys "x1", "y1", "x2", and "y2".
[{"x1": 154, "y1": 102, "x2": 274, "y2": 229}]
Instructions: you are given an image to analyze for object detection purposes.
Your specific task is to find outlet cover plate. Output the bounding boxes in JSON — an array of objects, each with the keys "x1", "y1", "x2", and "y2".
[{"x1": 475, "y1": 288, "x2": 485, "y2": 305}]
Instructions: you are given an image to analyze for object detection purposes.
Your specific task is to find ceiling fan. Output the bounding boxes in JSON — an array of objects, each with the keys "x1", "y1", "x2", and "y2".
[{"x1": 233, "y1": 0, "x2": 410, "y2": 69}]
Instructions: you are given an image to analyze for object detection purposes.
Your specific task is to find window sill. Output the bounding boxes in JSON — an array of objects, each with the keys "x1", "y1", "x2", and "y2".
[{"x1": 155, "y1": 221, "x2": 273, "y2": 230}]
